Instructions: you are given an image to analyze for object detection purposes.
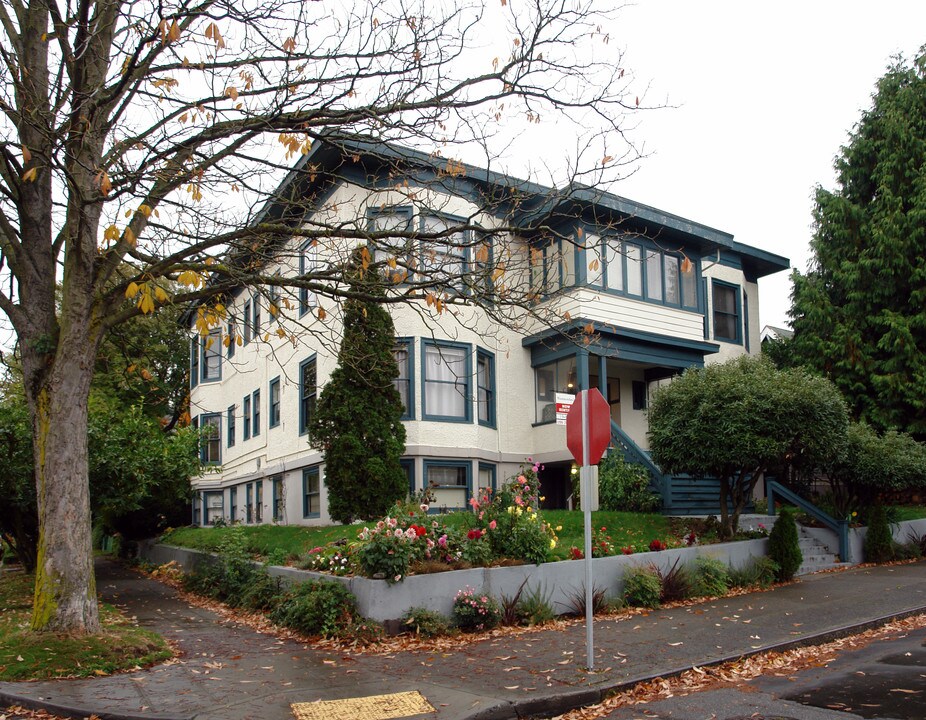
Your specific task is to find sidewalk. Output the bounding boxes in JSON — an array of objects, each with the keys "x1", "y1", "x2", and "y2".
[{"x1": 2, "y1": 558, "x2": 926, "y2": 720}]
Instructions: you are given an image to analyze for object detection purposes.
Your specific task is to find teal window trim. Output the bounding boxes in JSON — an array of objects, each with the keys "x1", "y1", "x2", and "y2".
[
  {"x1": 299, "y1": 241, "x2": 316, "y2": 316},
  {"x1": 711, "y1": 279, "x2": 743, "y2": 344},
  {"x1": 476, "y1": 348, "x2": 496, "y2": 428},
  {"x1": 271, "y1": 474, "x2": 283, "y2": 522},
  {"x1": 268, "y1": 282, "x2": 280, "y2": 323},
  {"x1": 229, "y1": 487, "x2": 237, "y2": 523},
  {"x1": 400, "y1": 458, "x2": 415, "y2": 495},
  {"x1": 423, "y1": 459, "x2": 471, "y2": 511},
  {"x1": 203, "y1": 490, "x2": 224, "y2": 525},
  {"x1": 252, "y1": 294, "x2": 261, "y2": 339},
  {"x1": 190, "y1": 337, "x2": 199, "y2": 389},
  {"x1": 367, "y1": 206, "x2": 414, "y2": 284},
  {"x1": 302, "y1": 466, "x2": 321, "y2": 518},
  {"x1": 252, "y1": 389, "x2": 261, "y2": 437},
  {"x1": 269, "y1": 376, "x2": 281, "y2": 428},
  {"x1": 394, "y1": 338, "x2": 415, "y2": 421},
  {"x1": 299, "y1": 355, "x2": 317, "y2": 436},
  {"x1": 227, "y1": 317, "x2": 237, "y2": 359},
  {"x1": 226, "y1": 404, "x2": 236, "y2": 448},
  {"x1": 243, "y1": 394, "x2": 251, "y2": 440},
  {"x1": 199, "y1": 413, "x2": 222, "y2": 465},
  {"x1": 533, "y1": 354, "x2": 578, "y2": 425},
  {"x1": 742, "y1": 289, "x2": 750, "y2": 352},
  {"x1": 245, "y1": 483, "x2": 253, "y2": 523},
  {"x1": 419, "y1": 211, "x2": 471, "y2": 294},
  {"x1": 200, "y1": 328, "x2": 222, "y2": 382},
  {"x1": 255, "y1": 481, "x2": 263, "y2": 522},
  {"x1": 478, "y1": 462, "x2": 497, "y2": 493},
  {"x1": 421, "y1": 340, "x2": 473, "y2": 423},
  {"x1": 243, "y1": 300, "x2": 252, "y2": 344}
]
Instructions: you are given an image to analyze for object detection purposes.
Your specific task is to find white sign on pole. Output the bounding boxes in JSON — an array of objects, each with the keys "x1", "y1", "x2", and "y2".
[{"x1": 554, "y1": 392, "x2": 575, "y2": 425}]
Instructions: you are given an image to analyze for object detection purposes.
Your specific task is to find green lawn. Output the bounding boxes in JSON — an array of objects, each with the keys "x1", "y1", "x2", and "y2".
[
  {"x1": 0, "y1": 570, "x2": 173, "y2": 681},
  {"x1": 161, "y1": 509, "x2": 679, "y2": 563},
  {"x1": 890, "y1": 505, "x2": 926, "y2": 522}
]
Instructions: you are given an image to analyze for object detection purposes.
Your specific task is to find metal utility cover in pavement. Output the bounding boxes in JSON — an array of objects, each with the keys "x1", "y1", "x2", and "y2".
[{"x1": 291, "y1": 691, "x2": 434, "y2": 720}]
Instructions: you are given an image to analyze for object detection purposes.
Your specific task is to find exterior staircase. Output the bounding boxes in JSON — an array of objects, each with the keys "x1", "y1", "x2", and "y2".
[{"x1": 796, "y1": 525, "x2": 852, "y2": 575}]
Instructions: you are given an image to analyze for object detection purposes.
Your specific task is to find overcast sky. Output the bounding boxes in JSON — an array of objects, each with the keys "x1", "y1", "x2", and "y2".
[{"x1": 607, "y1": 1, "x2": 926, "y2": 329}]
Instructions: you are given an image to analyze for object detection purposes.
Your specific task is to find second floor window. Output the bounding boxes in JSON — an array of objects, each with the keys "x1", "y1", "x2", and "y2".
[
  {"x1": 299, "y1": 357, "x2": 317, "y2": 434},
  {"x1": 423, "y1": 342, "x2": 469, "y2": 421}
]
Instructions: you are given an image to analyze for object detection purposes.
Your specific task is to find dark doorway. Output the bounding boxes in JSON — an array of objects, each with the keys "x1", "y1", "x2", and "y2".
[{"x1": 538, "y1": 461, "x2": 574, "y2": 510}]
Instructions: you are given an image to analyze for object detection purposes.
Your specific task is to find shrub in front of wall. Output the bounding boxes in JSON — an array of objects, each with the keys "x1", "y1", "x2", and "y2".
[
  {"x1": 691, "y1": 555, "x2": 730, "y2": 597},
  {"x1": 767, "y1": 507, "x2": 803, "y2": 581},
  {"x1": 622, "y1": 565, "x2": 662, "y2": 609},
  {"x1": 864, "y1": 502, "x2": 896, "y2": 564},
  {"x1": 238, "y1": 567, "x2": 284, "y2": 612},
  {"x1": 270, "y1": 579, "x2": 357, "y2": 637},
  {"x1": 657, "y1": 558, "x2": 692, "y2": 602},
  {"x1": 403, "y1": 607, "x2": 452, "y2": 638},
  {"x1": 453, "y1": 586, "x2": 502, "y2": 631}
]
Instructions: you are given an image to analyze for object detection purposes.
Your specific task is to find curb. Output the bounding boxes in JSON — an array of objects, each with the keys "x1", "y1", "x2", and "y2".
[
  {"x1": 488, "y1": 604, "x2": 926, "y2": 720},
  {"x1": 0, "y1": 689, "x2": 191, "y2": 720}
]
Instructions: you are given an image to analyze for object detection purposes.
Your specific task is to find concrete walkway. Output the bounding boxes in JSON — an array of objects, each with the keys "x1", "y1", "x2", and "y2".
[{"x1": 2, "y1": 559, "x2": 926, "y2": 720}]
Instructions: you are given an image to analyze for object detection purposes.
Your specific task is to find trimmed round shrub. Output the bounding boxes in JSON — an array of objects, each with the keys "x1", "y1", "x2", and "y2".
[
  {"x1": 768, "y1": 507, "x2": 802, "y2": 581},
  {"x1": 622, "y1": 565, "x2": 661, "y2": 608},
  {"x1": 270, "y1": 579, "x2": 357, "y2": 637},
  {"x1": 864, "y1": 502, "x2": 895, "y2": 563}
]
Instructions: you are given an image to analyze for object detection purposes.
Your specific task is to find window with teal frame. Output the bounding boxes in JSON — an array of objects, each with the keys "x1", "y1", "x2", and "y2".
[{"x1": 302, "y1": 466, "x2": 321, "y2": 518}]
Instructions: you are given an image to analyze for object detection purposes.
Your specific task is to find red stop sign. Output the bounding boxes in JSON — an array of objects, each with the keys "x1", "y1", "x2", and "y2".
[{"x1": 566, "y1": 388, "x2": 611, "y2": 466}]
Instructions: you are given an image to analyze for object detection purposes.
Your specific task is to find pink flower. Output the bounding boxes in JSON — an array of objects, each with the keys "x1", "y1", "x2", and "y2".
[
  {"x1": 394, "y1": 528, "x2": 404, "y2": 538},
  {"x1": 518, "y1": 475, "x2": 527, "y2": 484},
  {"x1": 489, "y1": 520, "x2": 497, "y2": 530},
  {"x1": 438, "y1": 534, "x2": 448, "y2": 547},
  {"x1": 469, "y1": 497, "x2": 479, "y2": 508}
]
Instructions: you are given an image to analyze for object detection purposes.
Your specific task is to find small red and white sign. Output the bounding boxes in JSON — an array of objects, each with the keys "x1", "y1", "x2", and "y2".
[{"x1": 554, "y1": 392, "x2": 575, "y2": 425}]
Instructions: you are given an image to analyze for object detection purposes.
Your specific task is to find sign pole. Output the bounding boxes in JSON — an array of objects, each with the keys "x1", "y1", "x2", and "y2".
[{"x1": 581, "y1": 391, "x2": 594, "y2": 671}]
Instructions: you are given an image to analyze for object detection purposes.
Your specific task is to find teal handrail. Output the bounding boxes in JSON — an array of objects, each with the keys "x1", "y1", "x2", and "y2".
[
  {"x1": 609, "y1": 421, "x2": 667, "y2": 498},
  {"x1": 767, "y1": 480, "x2": 850, "y2": 563}
]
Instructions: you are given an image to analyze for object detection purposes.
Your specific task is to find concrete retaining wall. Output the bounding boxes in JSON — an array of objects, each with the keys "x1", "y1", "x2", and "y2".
[{"x1": 140, "y1": 538, "x2": 769, "y2": 623}]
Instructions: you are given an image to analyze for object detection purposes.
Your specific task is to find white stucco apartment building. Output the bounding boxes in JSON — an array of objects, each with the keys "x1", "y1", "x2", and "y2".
[{"x1": 188, "y1": 139, "x2": 790, "y2": 526}]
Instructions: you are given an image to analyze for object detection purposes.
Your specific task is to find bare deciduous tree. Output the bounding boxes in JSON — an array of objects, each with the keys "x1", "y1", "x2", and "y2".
[{"x1": 0, "y1": 0, "x2": 643, "y2": 633}]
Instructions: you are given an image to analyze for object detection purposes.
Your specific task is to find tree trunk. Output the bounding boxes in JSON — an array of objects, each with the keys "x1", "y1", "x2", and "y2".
[
  {"x1": 718, "y1": 477, "x2": 731, "y2": 539},
  {"x1": 24, "y1": 333, "x2": 100, "y2": 634}
]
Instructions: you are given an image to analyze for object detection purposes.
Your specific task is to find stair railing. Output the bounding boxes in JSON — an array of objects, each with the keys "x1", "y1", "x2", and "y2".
[
  {"x1": 767, "y1": 480, "x2": 850, "y2": 563},
  {"x1": 609, "y1": 420, "x2": 668, "y2": 498}
]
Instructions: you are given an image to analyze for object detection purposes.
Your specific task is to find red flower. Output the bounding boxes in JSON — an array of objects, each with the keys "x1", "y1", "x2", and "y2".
[
  {"x1": 467, "y1": 529, "x2": 483, "y2": 540},
  {"x1": 570, "y1": 547, "x2": 584, "y2": 560},
  {"x1": 412, "y1": 525, "x2": 427, "y2": 537},
  {"x1": 649, "y1": 539, "x2": 667, "y2": 552},
  {"x1": 622, "y1": 546, "x2": 634, "y2": 555}
]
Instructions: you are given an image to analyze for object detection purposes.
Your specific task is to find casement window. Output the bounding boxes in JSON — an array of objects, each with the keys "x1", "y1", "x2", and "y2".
[
  {"x1": 201, "y1": 329, "x2": 222, "y2": 381},
  {"x1": 302, "y1": 466, "x2": 321, "y2": 518},
  {"x1": 712, "y1": 280, "x2": 742, "y2": 343},
  {"x1": 245, "y1": 484, "x2": 253, "y2": 523},
  {"x1": 368, "y1": 207, "x2": 414, "y2": 282},
  {"x1": 227, "y1": 317, "x2": 237, "y2": 358},
  {"x1": 255, "y1": 481, "x2": 263, "y2": 522},
  {"x1": 422, "y1": 341, "x2": 471, "y2": 422},
  {"x1": 269, "y1": 377, "x2": 281, "y2": 428},
  {"x1": 204, "y1": 491, "x2": 224, "y2": 525},
  {"x1": 400, "y1": 459, "x2": 415, "y2": 495},
  {"x1": 299, "y1": 356, "x2": 317, "y2": 435},
  {"x1": 599, "y1": 238, "x2": 697, "y2": 309},
  {"x1": 424, "y1": 460, "x2": 470, "y2": 511},
  {"x1": 529, "y1": 241, "x2": 571, "y2": 295},
  {"x1": 478, "y1": 463, "x2": 497, "y2": 494},
  {"x1": 393, "y1": 340, "x2": 413, "y2": 419},
  {"x1": 243, "y1": 394, "x2": 251, "y2": 440},
  {"x1": 271, "y1": 474, "x2": 284, "y2": 522},
  {"x1": 420, "y1": 214, "x2": 467, "y2": 292},
  {"x1": 476, "y1": 349, "x2": 495, "y2": 427},
  {"x1": 190, "y1": 337, "x2": 199, "y2": 388},
  {"x1": 252, "y1": 294, "x2": 261, "y2": 338},
  {"x1": 229, "y1": 487, "x2": 237, "y2": 523},
  {"x1": 200, "y1": 413, "x2": 221, "y2": 465},
  {"x1": 252, "y1": 389, "x2": 261, "y2": 437},
  {"x1": 268, "y1": 283, "x2": 280, "y2": 322},
  {"x1": 534, "y1": 356, "x2": 577, "y2": 423},
  {"x1": 227, "y1": 405, "x2": 236, "y2": 448},
  {"x1": 243, "y1": 300, "x2": 252, "y2": 344},
  {"x1": 299, "y1": 242, "x2": 317, "y2": 315}
]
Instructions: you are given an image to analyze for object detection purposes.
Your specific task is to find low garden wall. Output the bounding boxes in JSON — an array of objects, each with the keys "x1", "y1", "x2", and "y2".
[{"x1": 139, "y1": 538, "x2": 769, "y2": 623}]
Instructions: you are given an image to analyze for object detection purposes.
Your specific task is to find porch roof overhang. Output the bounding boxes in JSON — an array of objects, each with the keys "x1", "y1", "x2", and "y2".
[{"x1": 522, "y1": 320, "x2": 720, "y2": 370}]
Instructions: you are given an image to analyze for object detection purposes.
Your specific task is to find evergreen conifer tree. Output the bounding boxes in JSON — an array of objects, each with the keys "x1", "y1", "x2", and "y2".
[
  {"x1": 308, "y1": 251, "x2": 407, "y2": 523},
  {"x1": 863, "y1": 502, "x2": 896, "y2": 564},
  {"x1": 789, "y1": 51, "x2": 926, "y2": 438},
  {"x1": 768, "y1": 506, "x2": 803, "y2": 581}
]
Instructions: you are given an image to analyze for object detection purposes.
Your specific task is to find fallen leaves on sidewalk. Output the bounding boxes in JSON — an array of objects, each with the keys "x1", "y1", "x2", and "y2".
[{"x1": 557, "y1": 612, "x2": 926, "y2": 720}]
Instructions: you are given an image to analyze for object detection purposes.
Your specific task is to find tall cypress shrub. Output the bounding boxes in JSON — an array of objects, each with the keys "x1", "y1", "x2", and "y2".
[
  {"x1": 863, "y1": 502, "x2": 895, "y2": 563},
  {"x1": 768, "y1": 506, "x2": 802, "y2": 581},
  {"x1": 308, "y1": 250, "x2": 407, "y2": 523}
]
